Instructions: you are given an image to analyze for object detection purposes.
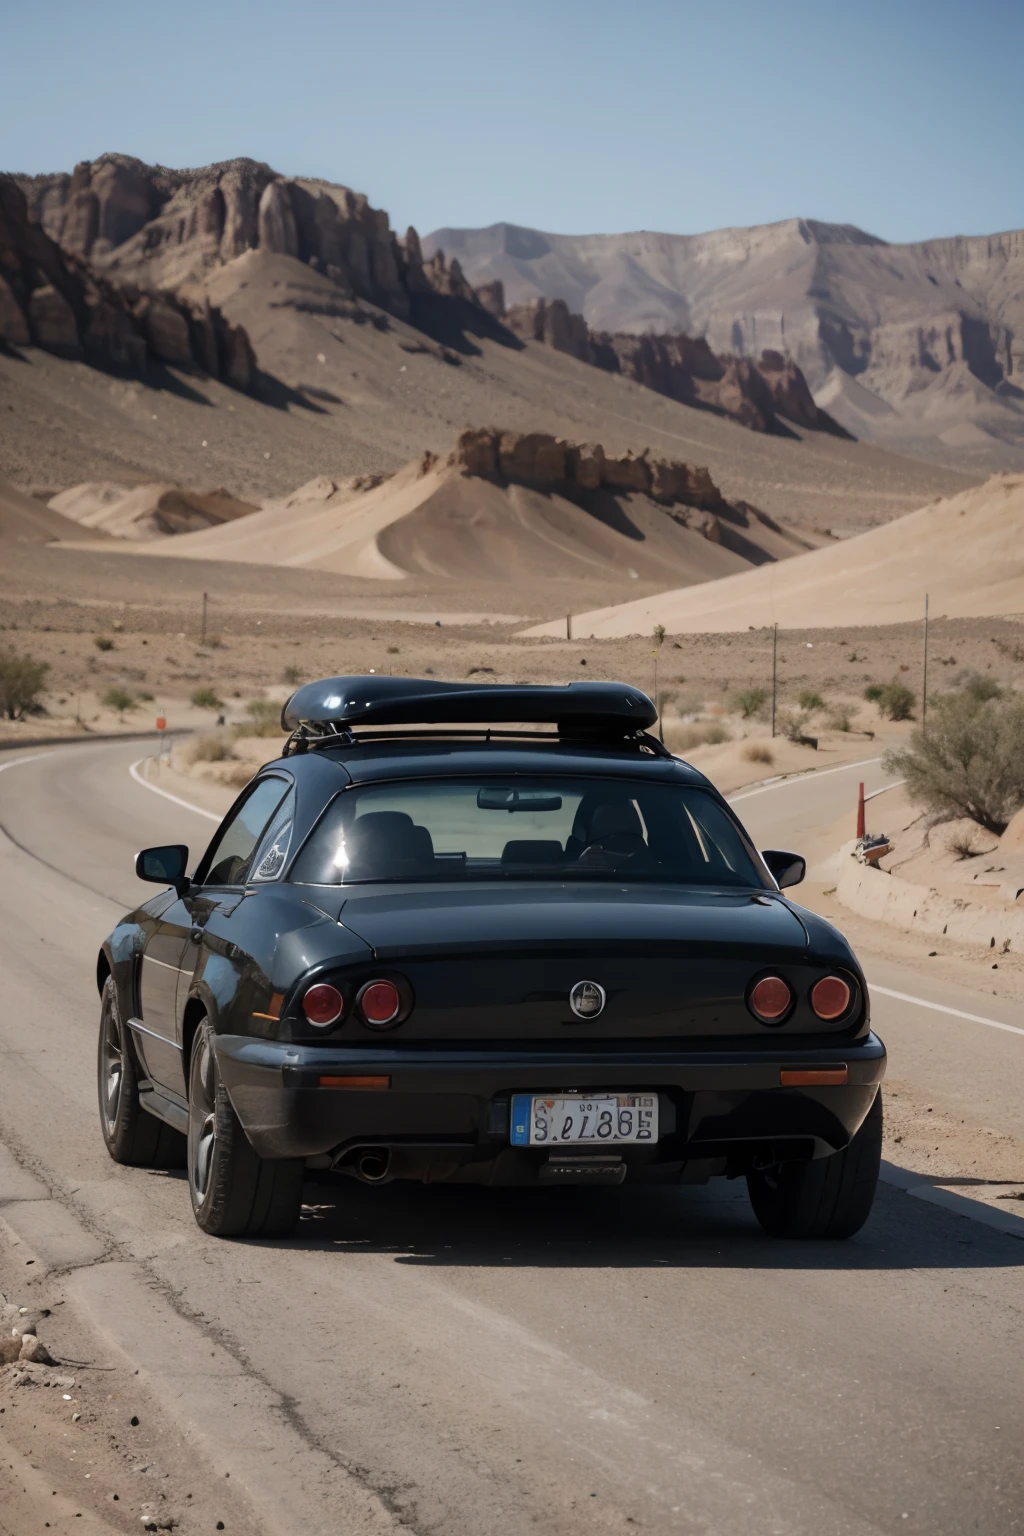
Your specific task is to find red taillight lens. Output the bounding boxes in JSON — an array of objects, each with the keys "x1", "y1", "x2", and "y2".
[
  {"x1": 811, "y1": 976, "x2": 852, "y2": 1020},
  {"x1": 358, "y1": 979, "x2": 402, "y2": 1028},
  {"x1": 749, "y1": 975, "x2": 792, "y2": 1023},
  {"x1": 302, "y1": 983, "x2": 344, "y2": 1027}
]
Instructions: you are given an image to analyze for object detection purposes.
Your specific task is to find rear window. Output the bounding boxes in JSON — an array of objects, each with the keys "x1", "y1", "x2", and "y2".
[{"x1": 289, "y1": 776, "x2": 764, "y2": 888}]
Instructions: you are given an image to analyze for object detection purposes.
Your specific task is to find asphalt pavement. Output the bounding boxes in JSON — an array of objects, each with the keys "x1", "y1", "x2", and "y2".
[{"x1": 0, "y1": 740, "x2": 1021, "y2": 1536}]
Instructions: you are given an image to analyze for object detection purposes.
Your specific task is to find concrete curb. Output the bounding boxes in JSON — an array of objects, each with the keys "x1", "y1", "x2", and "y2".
[
  {"x1": 837, "y1": 841, "x2": 1024, "y2": 954},
  {"x1": 879, "y1": 1160, "x2": 1024, "y2": 1240}
]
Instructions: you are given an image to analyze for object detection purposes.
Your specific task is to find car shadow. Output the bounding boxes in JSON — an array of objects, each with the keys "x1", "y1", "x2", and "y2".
[{"x1": 276, "y1": 1174, "x2": 1024, "y2": 1271}]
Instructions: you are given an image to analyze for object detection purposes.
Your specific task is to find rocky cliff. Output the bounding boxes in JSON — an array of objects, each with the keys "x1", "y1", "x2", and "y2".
[
  {"x1": 0, "y1": 174, "x2": 255, "y2": 385},
  {"x1": 14, "y1": 155, "x2": 479, "y2": 326},
  {"x1": 497, "y1": 295, "x2": 844, "y2": 435}
]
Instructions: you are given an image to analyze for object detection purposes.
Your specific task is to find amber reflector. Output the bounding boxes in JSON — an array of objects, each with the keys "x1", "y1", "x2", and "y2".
[
  {"x1": 749, "y1": 975, "x2": 792, "y2": 1022},
  {"x1": 318, "y1": 1075, "x2": 390, "y2": 1090},
  {"x1": 359, "y1": 980, "x2": 401, "y2": 1027},
  {"x1": 811, "y1": 976, "x2": 852, "y2": 1020},
  {"x1": 302, "y1": 983, "x2": 344, "y2": 1027},
  {"x1": 780, "y1": 1067, "x2": 849, "y2": 1087}
]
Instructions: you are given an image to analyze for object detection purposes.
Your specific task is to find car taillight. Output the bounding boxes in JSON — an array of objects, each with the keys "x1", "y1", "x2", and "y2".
[
  {"x1": 357, "y1": 979, "x2": 402, "y2": 1028},
  {"x1": 748, "y1": 975, "x2": 792, "y2": 1023},
  {"x1": 811, "y1": 976, "x2": 852, "y2": 1020},
  {"x1": 302, "y1": 983, "x2": 344, "y2": 1027}
]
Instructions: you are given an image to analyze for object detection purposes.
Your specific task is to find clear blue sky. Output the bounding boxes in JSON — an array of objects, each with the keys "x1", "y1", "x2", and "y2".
[{"x1": 3, "y1": 0, "x2": 1020, "y2": 243}]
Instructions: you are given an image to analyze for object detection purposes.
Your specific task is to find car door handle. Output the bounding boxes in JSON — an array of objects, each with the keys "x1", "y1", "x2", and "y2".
[{"x1": 189, "y1": 928, "x2": 204, "y2": 944}]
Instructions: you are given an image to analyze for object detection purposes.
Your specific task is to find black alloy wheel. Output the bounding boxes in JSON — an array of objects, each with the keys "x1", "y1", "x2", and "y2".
[
  {"x1": 746, "y1": 1090, "x2": 883, "y2": 1239},
  {"x1": 187, "y1": 1019, "x2": 304, "y2": 1238},
  {"x1": 97, "y1": 976, "x2": 185, "y2": 1168}
]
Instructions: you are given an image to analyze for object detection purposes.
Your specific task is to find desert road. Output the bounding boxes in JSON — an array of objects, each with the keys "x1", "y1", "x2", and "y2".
[{"x1": 0, "y1": 740, "x2": 1022, "y2": 1536}]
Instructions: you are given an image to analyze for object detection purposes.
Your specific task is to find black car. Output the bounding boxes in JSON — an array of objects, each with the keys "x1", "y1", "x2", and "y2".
[{"x1": 97, "y1": 676, "x2": 885, "y2": 1240}]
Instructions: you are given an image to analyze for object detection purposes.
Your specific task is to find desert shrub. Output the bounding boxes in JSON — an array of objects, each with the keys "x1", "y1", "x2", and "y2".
[
  {"x1": 668, "y1": 721, "x2": 731, "y2": 751},
  {"x1": 946, "y1": 827, "x2": 982, "y2": 860},
  {"x1": 103, "y1": 687, "x2": 137, "y2": 718},
  {"x1": 94, "y1": 635, "x2": 114, "y2": 652},
  {"x1": 282, "y1": 665, "x2": 303, "y2": 685},
  {"x1": 883, "y1": 690, "x2": 1024, "y2": 834},
  {"x1": 221, "y1": 759, "x2": 256, "y2": 788},
  {"x1": 190, "y1": 685, "x2": 222, "y2": 709},
  {"x1": 864, "y1": 684, "x2": 884, "y2": 703},
  {"x1": 386, "y1": 646, "x2": 400, "y2": 656},
  {"x1": 733, "y1": 686, "x2": 768, "y2": 719},
  {"x1": 798, "y1": 690, "x2": 825, "y2": 712},
  {"x1": 236, "y1": 699, "x2": 284, "y2": 737},
  {"x1": 653, "y1": 624, "x2": 666, "y2": 646},
  {"x1": 183, "y1": 733, "x2": 233, "y2": 764},
  {"x1": 826, "y1": 705, "x2": 853, "y2": 732},
  {"x1": 742, "y1": 743, "x2": 774, "y2": 765},
  {"x1": 776, "y1": 708, "x2": 813, "y2": 743},
  {"x1": 877, "y1": 679, "x2": 915, "y2": 721},
  {"x1": 0, "y1": 647, "x2": 50, "y2": 720},
  {"x1": 954, "y1": 671, "x2": 1002, "y2": 705}
]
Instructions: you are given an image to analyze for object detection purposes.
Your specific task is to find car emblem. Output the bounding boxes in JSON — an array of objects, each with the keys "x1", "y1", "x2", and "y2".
[{"x1": 569, "y1": 980, "x2": 606, "y2": 1019}]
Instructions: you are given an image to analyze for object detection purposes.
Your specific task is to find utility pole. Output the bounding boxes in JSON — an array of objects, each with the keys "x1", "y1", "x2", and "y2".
[
  {"x1": 566, "y1": 614, "x2": 572, "y2": 641},
  {"x1": 201, "y1": 591, "x2": 208, "y2": 645},
  {"x1": 771, "y1": 624, "x2": 778, "y2": 738},
  {"x1": 922, "y1": 592, "x2": 929, "y2": 728}
]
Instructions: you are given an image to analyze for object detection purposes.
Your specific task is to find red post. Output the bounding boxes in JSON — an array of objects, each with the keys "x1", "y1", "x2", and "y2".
[{"x1": 856, "y1": 781, "x2": 866, "y2": 840}]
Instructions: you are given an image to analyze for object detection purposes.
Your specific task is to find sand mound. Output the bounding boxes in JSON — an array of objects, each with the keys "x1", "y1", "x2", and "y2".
[
  {"x1": 524, "y1": 474, "x2": 1024, "y2": 636},
  {"x1": 0, "y1": 477, "x2": 95, "y2": 543},
  {"x1": 124, "y1": 447, "x2": 816, "y2": 584},
  {"x1": 49, "y1": 481, "x2": 258, "y2": 539}
]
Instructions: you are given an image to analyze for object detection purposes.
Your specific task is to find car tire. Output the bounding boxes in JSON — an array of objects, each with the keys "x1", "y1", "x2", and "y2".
[
  {"x1": 187, "y1": 1019, "x2": 304, "y2": 1238},
  {"x1": 746, "y1": 1090, "x2": 883, "y2": 1240},
  {"x1": 97, "y1": 976, "x2": 186, "y2": 1169}
]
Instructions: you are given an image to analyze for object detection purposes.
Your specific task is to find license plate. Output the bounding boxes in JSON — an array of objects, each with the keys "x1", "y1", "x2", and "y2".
[{"x1": 510, "y1": 1094, "x2": 658, "y2": 1147}]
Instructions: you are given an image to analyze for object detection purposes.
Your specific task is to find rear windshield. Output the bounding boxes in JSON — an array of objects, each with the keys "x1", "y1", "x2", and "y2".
[{"x1": 289, "y1": 776, "x2": 764, "y2": 888}]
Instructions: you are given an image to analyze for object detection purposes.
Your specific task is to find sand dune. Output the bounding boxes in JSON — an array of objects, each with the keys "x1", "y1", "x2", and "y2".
[
  {"x1": 49, "y1": 481, "x2": 258, "y2": 539},
  {"x1": 0, "y1": 476, "x2": 96, "y2": 543},
  {"x1": 523, "y1": 475, "x2": 1024, "y2": 636},
  {"x1": 117, "y1": 456, "x2": 815, "y2": 585}
]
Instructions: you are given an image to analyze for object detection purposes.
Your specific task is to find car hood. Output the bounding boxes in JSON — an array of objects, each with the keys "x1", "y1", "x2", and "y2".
[{"x1": 336, "y1": 882, "x2": 808, "y2": 960}]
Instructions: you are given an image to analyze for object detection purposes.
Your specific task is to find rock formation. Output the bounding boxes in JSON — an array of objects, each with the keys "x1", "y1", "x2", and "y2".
[
  {"x1": 0, "y1": 174, "x2": 256, "y2": 386},
  {"x1": 14, "y1": 156, "x2": 485, "y2": 327},
  {"x1": 498, "y1": 294, "x2": 844, "y2": 435}
]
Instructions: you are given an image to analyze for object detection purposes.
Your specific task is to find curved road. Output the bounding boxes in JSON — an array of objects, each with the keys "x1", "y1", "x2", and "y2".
[{"x1": 0, "y1": 741, "x2": 1021, "y2": 1536}]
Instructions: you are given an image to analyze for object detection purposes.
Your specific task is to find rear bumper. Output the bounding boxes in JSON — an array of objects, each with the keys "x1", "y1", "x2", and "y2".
[{"x1": 215, "y1": 1031, "x2": 887, "y2": 1166}]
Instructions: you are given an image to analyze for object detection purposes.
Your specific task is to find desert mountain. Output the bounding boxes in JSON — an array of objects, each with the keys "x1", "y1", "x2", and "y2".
[
  {"x1": 115, "y1": 430, "x2": 820, "y2": 583},
  {"x1": 524, "y1": 475, "x2": 1024, "y2": 637},
  {"x1": 425, "y1": 220, "x2": 1024, "y2": 472},
  {"x1": 48, "y1": 481, "x2": 257, "y2": 539},
  {"x1": 0, "y1": 156, "x2": 974, "y2": 541}
]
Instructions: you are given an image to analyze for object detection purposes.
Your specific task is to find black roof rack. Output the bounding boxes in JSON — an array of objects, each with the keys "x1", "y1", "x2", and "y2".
[{"x1": 281, "y1": 676, "x2": 658, "y2": 736}]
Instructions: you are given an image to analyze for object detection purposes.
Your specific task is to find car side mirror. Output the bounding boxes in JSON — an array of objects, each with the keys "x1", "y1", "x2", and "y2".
[
  {"x1": 135, "y1": 844, "x2": 191, "y2": 894},
  {"x1": 761, "y1": 849, "x2": 806, "y2": 890}
]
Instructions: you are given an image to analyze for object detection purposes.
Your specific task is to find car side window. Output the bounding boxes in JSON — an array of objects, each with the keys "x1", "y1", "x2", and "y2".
[
  {"x1": 249, "y1": 789, "x2": 296, "y2": 883},
  {"x1": 203, "y1": 778, "x2": 290, "y2": 887}
]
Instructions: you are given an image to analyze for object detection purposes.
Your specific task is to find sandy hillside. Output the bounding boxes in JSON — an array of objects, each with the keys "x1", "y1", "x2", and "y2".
[
  {"x1": 0, "y1": 475, "x2": 94, "y2": 543},
  {"x1": 49, "y1": 480, "x2": 257, "y2": 539},
  {"x1": 525, "y1": 474, "x2": 1024, "y2": 637},
  {"x1": 118, "y1": 443, "x2": 816, "y2": 583}
]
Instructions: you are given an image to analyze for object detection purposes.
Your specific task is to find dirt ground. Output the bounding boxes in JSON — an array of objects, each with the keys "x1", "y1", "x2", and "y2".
[{"x1": 0, "y1": 1226, "x2": 262, "y2": 1536}]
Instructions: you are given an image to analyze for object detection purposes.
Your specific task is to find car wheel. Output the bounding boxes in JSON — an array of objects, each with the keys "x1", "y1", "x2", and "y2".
[
  {"x1": 746, "y1": 1090, "x2": 883, "y2": 1239},
  {"x1": 97, "y1": 976, "x2": 186, "y2": 1168},
  {"x1": 187, "y1": 1019, "x2": 304, "y2": 1238}
]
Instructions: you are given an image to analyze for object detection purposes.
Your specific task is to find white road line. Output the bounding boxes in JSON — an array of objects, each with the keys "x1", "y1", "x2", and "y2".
[
  {"x1": 727, "y1": 756, "x2": 884, "y2": 802},
  {"x1": 0, "y1": 751, "x2": 57, "y2": 775},
  {"x1": 128, "y1": 758, "x2": 220, "y2": 821},
  {"x1": 870, "y1": 984, "x2": 1024, "y2": 1039}
]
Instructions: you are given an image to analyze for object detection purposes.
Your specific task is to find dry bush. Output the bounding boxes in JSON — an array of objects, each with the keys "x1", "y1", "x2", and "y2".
[
  {"x1": 733, "y1": 686, "x2": 769, "y2": 719},
  {"x1": 877, "y1": 679, "x2": 915, "y2": 720},
  {"x1": 742, "y1": 743, "x2": 774, "y2": 765},
  {"x1": 0, "y1": 647, "x2": 50, "y2": 720},
  {"x1": 776, "y1": 708, "x2": 811, "y2": 743},
  {"x1": 190, "y1": 685, "x2": 222, "y2": 709},
  {"x1": 181, "y1": 733, "x2": 233, "y2": 765},
  {"x1": 884, "y1": 690, "x2": 1024, "y2": 834},
  {"x1": 220, "y1": 759, "x2": 256, "y2": 788},
  {"x1": 827, "y1": 705, "x2": 853, "y2": 732},
  {"x1": 668, "y1": 721, "x2": 731, "y2": 751},
  {"x1": 946, "y1": 827, "x2": 982, "y2": 861},
  {"x1": 799, "y1": 690, "x2": 825, "y2": 712},
  {"x1": 234, "y1": 699, "x2": 285, "y2": 738}
]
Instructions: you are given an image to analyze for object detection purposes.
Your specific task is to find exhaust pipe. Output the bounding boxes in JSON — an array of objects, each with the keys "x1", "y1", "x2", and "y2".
[{"x1": 355, "y1": 1148, "x2": 391, "y2": 1183}]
